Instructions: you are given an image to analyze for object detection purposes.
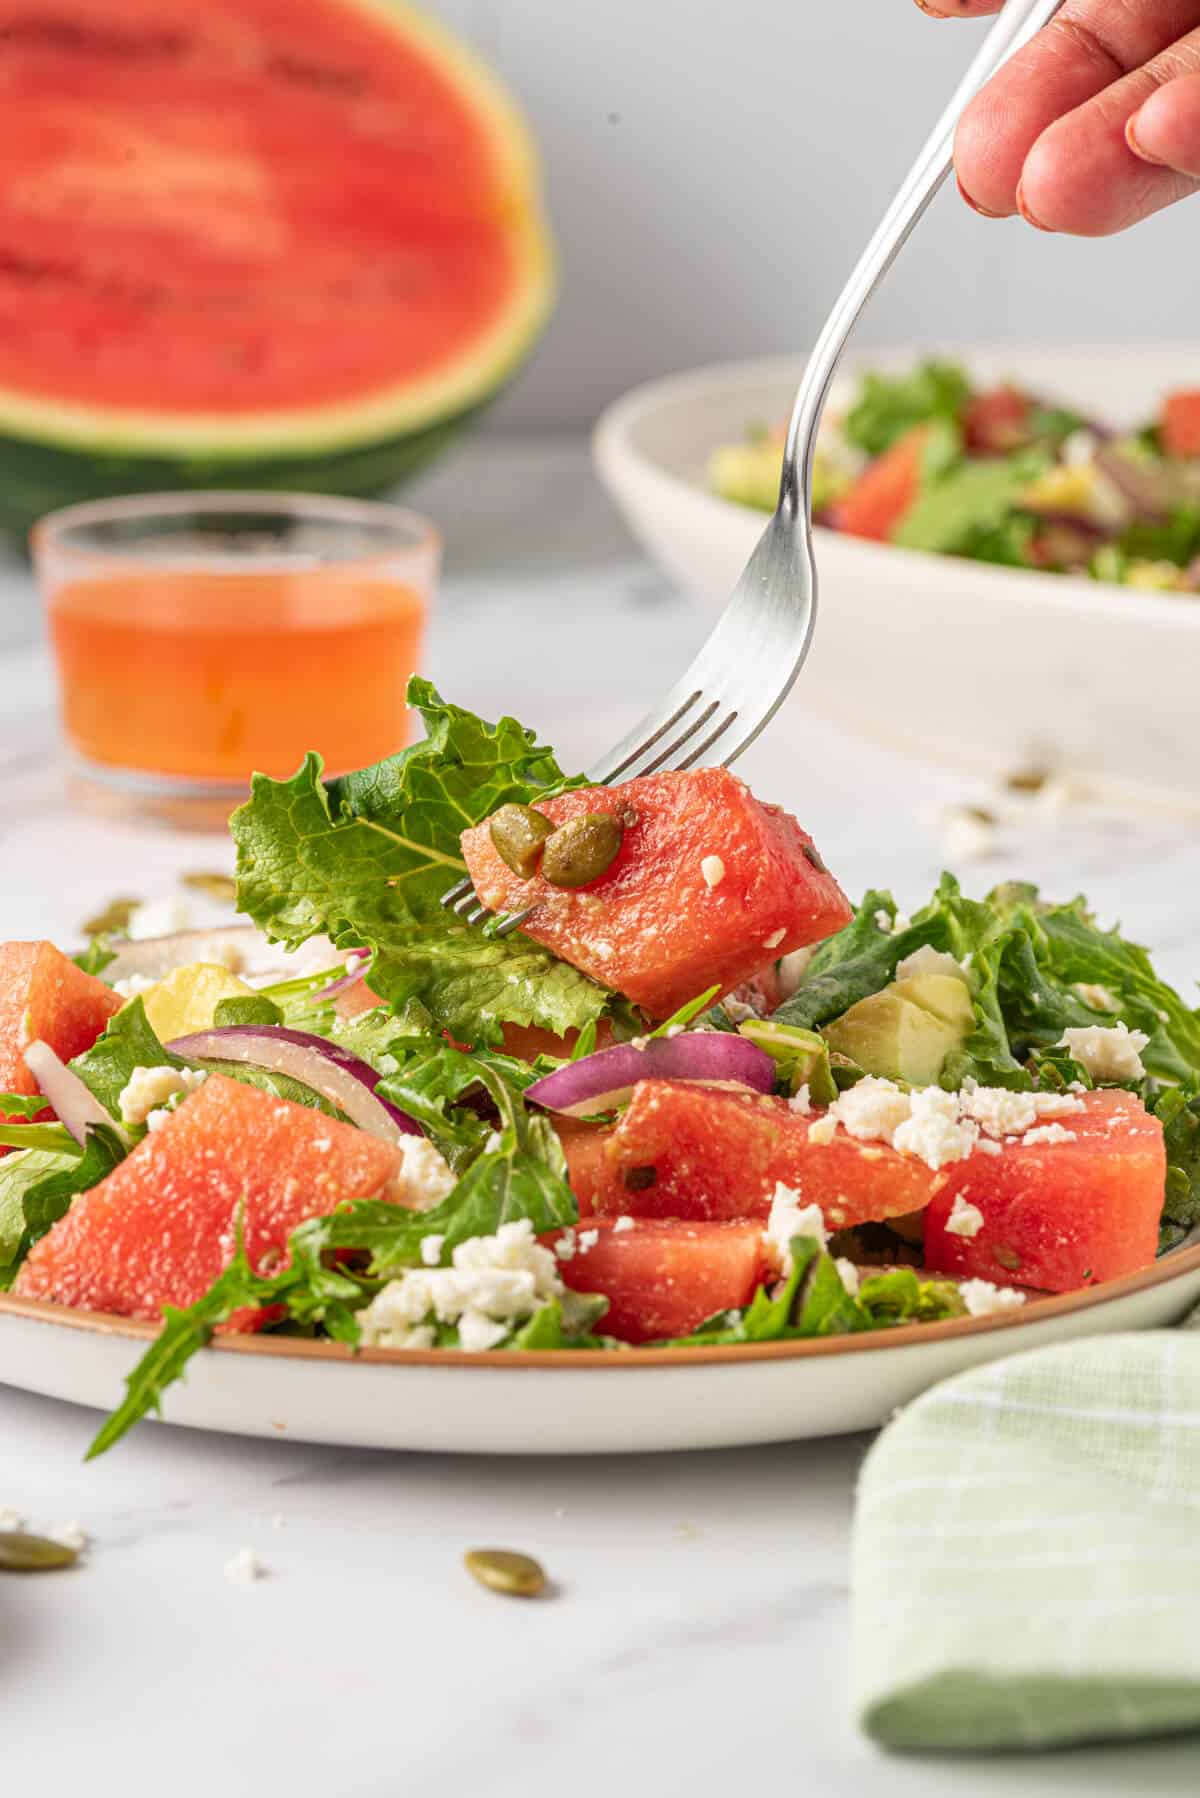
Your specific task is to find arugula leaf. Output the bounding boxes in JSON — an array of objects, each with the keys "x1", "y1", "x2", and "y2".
[
  {"x1": 70, "y1": 1000, "x2": 182, "y2": 1118},
  {"x1": 0, "y1": 1093, "x2": 54, "y2": 1120},
  {"x1": 0, "y1": 1127, "x2": 125, "y2": 1287},
  {"x1": 1147, "y1": 1082, "x2": 1200, "y2": 1251},
  {"x1": 1118, "y1": 505, "x2": 1200, "y2": 568},
  {"x1": 72, "y1": 940, "x2": 117, "y2": 980},
  {"x1": 230, "y1": 681, "x2": 615, "y2": 1048},
  {"x1": 844, "y1": 362, "x2": 971, "y2": 456}
]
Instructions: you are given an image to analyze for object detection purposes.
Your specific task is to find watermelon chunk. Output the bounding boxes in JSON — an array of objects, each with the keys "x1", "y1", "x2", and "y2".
[
  {"x1": 460, "y1": 769, "x2": 850, "y2": 1019},
  {"x1": 830, "y1": 425, "x2": 930, "y2": 542},
  {"x1": 548, "y1": 1217, "x2": 770, "y2": 1343},
  {"x1": 14, "y1": 1073, "x2": 402, "y2": 1323},
  {"x1": 0, "y1": 940, "x2": 123, "y2": 1123},
  {"x1": 923, "y1": 1090, "x2": 1164, "y2": 1292},
  {"x1": 1162, "y1": 390, "x2": 1200, "y2": 460}
]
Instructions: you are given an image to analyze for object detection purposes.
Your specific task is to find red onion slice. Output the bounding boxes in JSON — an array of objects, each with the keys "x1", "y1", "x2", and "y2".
[
  {"x1": 166, "y1": 1026, "x2": 421, "y2": 1143},
  {"x1": 1094, "y1": 445, "x2": 1183, "y2": 522},
  {"x1": 525, "y1": 1031, "x2": 775, "y2": 1117},
  {"x1": 22, "y1": 1041, "x2": 122, "y2": 1148}
]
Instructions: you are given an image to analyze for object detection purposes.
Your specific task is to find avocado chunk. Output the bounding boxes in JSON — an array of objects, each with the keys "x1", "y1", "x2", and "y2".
[{"x1": 822, "y1": 972, "x2": 972, "y2": 1086}]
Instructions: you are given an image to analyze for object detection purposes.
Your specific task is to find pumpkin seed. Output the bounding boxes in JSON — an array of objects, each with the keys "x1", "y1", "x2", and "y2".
[
  {"x1": 488, "y1": 804, "x2": 555, "y2": 880},
  {"x1": 81, "y1": 896, "x2": 142, "y2": 938},
  {"x1": 0, "y1": 1530, "x2": 79, "y2": 1573},
  {"x1": 181, "y1": 871, "x2": 237, "y2": 905},
  {"x1": 802, "y1": 844, "x2": 827, "y2": 873},
  {"x1": 541, "y1": 814, "x2": 623, "y2": 889},
  {"x1": 464, "y1": 1548, "x2": 547, "y2": 1598}
]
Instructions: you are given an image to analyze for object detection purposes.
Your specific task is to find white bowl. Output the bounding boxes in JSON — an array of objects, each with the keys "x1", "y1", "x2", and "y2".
[{"x1": 593, "y1": 346, "x2": 1200, "y2": 806}]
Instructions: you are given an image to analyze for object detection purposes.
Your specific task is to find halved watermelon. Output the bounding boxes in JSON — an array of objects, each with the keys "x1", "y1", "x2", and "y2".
[
  {"x1": 0, "y1": 0, "x2": 554, "y2": 532},
  {"x1": 0, "y1": 939, "x2": 123, "y2": 1123},
  {"x1": 460, "y1": 769, "x2": 851, "y2": 1019},
  {"x1": 14, "y1": 1073, "x2": 403, "y2": 1322},
  {"x1": 547, "y1": 1217, "x2": 770, "y2": 1343},
  {"x1": 923, "y1": 1090, "x2": 1164, "y2": 1291}
]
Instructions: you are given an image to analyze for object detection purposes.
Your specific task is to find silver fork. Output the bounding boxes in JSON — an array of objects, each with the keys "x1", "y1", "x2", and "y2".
[{"x1": 445, "y1": 0, "x2": 1065, "y2": 936}]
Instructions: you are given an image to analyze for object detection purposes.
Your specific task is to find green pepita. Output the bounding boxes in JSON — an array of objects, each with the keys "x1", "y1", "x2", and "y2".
[
  {"x1": 181, "y1": 871, "x2": 238, "y2": 905},
  {"x1": 464, "y1": 1548, "x2": 547, "y2": 1598},
  {"x1": 541, "y1": 814, "x2": 623, "y2": 889},
  {"x1": 488, "y1": 804, "x2": 555, "y2": 880},
  {"x1": 0, "y1": 1531, "x2": 79, "y2": 1573},
  {"x1": 81, "y1": 896, "x2": 142, "y2": 939}
]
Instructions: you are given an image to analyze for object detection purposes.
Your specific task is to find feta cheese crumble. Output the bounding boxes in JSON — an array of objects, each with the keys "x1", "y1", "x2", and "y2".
[
  {"x1": 553, "y1": 1228, "x2": 578, "y2": 1262},
  {"x1": 51, "y1": 1521, "x2": 89, "y2": 1553},
  {"x1": 895, "y1": 944, "x2": 964, "y2": 982},
  {"x1": 892, "y1": 1087, "x2": 978, "y2": 1171},
  {"x1": 1075, "y1": 982, "x2": 1118, "y2": 1013},
  {"x1": 762, "y1": 928, "x2": 786, "y2": 950},
  {"x1": 829, "y1": 1076, "x2": 913, "y2": 1146},
  {"x1": 419, "y1": 1233, "x2": 445, "y2": 1267},
  {"x1": 835, "y1": 1257, "x2": 860, "y2": 1297},
  {"x1": 958, "y1": 1080, "x2": 1083, "y2": 1139},
  {"x1": 945, "y1": 1195, "x2": 985, "y2": 1239},
  {"x1": 874, "y1": 909, "x2": 892, "y2": 932},
  {"x1": 1021, "y1": 1123, "x2": 1078, "y2": 1147},
  {"x1": 788, "y1": 1083, "x2": 812, "y2": 1116},
  {"x1": 117, "y1": 1064, "x2": 207, "y2": 1127},
  {"x1": 356, "y1": 1219, "x2": 564, "y2": 1353},
  {"x1": 958, "y1": 1279, "x2": 1026, "y2": 1318},
  {"x1": 763, "y1": 1185, "x2": 828, "y2": 1274},
  {"x1": 700, "y1": 855, "x2": 725, "y2": 891},
  {"x1": 397, "y1": 1136, "x2": 457, "y2": 1210},
  {"x1": 112, "y1": 972, "x2": 157, "y2": 999},
  {"x1": 127, "y1": 896, "x2": 193, "y2": 941},
  {"x1": 576, "y1": 1229, "x2": 599, "y2": 1254},
  {"x1": 612, "y1": 1215, "x2": 635, "y2": 1233},
  {"x1": 0, "y1": 1507, "x2": 26, "y2": 1532},
  {"x1": 1058, "y1": 1022, "x2": 1149, "y2": 1083},
  {"x1": 224, "y1": 1547, "x2": 267, "y2": 1585},
  {"x1": 804, "y1": 1076, "x2": 1086, "y2": 1172}
]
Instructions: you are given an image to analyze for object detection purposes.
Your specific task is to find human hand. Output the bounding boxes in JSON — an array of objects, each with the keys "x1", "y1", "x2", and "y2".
[{"x1": 916, "y1": 0, "x2": 1200, "y2": 234}]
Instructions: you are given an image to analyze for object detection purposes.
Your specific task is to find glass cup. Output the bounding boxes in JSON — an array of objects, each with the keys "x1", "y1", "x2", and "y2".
[{"x1": 33, "y1": 492, "x2": 441, "y2": 805}]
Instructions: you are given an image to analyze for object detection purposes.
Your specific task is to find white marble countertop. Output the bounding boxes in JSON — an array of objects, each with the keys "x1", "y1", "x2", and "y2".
[{"x1": 2, "y1": 441, "x2": 1199, "y2": 1795}]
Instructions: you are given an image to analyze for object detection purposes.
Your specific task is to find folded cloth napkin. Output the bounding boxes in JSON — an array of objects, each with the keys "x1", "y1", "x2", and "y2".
[{"x1": 851, "y1": 1329, "x2": 1200, "y2": 1752}]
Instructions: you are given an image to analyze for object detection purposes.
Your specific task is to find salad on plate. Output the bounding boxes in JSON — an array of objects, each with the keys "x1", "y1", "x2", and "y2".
[
  {"x1": 710, "y1": 360, "x2": 1200, "y2": 591},
  {"x1": 2, "y1": 681, "x2": 1199, "y2": 1455}
]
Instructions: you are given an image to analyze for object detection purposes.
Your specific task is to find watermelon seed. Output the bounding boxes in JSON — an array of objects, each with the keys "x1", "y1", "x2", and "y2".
[
  {"x1": 464, "y1": 1549, "x2": 547, "y2": 1598},
  {"x1": 802, "y1": 844, "x2": 828, "y2": 873},
  {"x1": 0, "y1": 1531, "x2": 79, "y2": 1574},
  {"x1": 624, "y1": 1166, "x2": 657, "y2": 1192},
  {"x1": 81, "y1": 896, "x2": 142, "y2": 938}
]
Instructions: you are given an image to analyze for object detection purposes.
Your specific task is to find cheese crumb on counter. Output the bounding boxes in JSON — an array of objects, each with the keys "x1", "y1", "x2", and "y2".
[
  {"x1": 1058, "y1": 1022, "x2": 1149, "y2": 1083},
  {"x1": 224, "y1": 1547, "x2": 267, "y2": 1585}
]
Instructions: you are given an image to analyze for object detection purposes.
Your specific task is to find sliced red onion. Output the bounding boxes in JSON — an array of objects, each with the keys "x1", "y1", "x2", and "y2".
[
  {"x1": 313, "y1": 951, "x2": 373, "y2": 1003},
  {"x1": 1094, "y1": 445, "x2": 1182, "y2": 522},
  {"x1": 22, "y1": 1041, "x2": 121, "y2": 1148},
  {"x1": 166, "y1": 1026, "x2": 421, "y2": 1143},
  {"x1": 526, "y1": 1031, "x2": 775, "y2": 1117}
]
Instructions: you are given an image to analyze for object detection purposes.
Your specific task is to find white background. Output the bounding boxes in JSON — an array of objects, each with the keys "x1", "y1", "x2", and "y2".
[{"x1": 432, "y1": 0, "x2": 1200, "y2": 429}]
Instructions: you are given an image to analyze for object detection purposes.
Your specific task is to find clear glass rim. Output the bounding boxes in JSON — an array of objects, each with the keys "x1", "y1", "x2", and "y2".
[{"x1": 31, "y1": 489, "x2": 442, "y2": 573}]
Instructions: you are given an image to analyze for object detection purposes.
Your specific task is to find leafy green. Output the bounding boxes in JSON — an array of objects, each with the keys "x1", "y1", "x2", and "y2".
[
  {"x1": 0, "y1": 1093, "x2": 53, "y2": 1120},
  {"x1": 0, "y1": 1128, "x2": 125, "y2": 1287},
  {"x1": 72, "y1": 940, "x2": 117, "y2": 980},
  {"x1": 844, "y1": 362, "x2": 971, "y2": 456},
  {"x1": 736, "y1": 1018, "x2": 838, "y2": 1104},
  {"x1": 1118, "y1": 505, "x2": 1200, "y2": 568},
  {"x1": 212, "y1": 995, "x2": 283, "y2": 1028},
  {"x1": 70, "y1": 999, "x2": 182, "y2": 1118},
  {"x1": 1147, "y1": 1082, "x2": 1200, "y2": 1252},
  {"x1": 231, "y1": 680, "x2": 616, "y2": 1048},
  {"x1": 1028, "y1": 405, "x2": 1088, "y2": 446},
  {"x1": 894, "y1": 449, "x2": 1050, "y2": 558}
]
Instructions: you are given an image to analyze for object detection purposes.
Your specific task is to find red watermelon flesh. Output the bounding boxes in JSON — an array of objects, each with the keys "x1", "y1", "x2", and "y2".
[
  {"x1": 923, "y1": 1089, "x2": 1164, "y2": 1292},
  {"x1": 547, "y1": 1217, "x2": 770, "y2": 1343},
  {"x1": 0, "y1": 939, "x2": 123, "y2": 1123},
  {"x1": 460, "y1": 769, "x2": 851, "y2": 1019},
  {"x1": 14, "y1": 1073, "x2": 403, "y2": 1324}
]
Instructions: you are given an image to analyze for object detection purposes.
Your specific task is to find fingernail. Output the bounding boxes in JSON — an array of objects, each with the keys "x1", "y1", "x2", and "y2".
[
  {"x1": 1015, "y1": 179, "x2": 1054, "y2": 232},
  {"x1": 1126, "y1": 111, "x2": 1165, "y2": 164},
  {"x1": 957, "y1": 176, "x2": 1005, "y2": 219},
  {"x1": 913, "y1": 0, "x2": 946, "y2": 15}
]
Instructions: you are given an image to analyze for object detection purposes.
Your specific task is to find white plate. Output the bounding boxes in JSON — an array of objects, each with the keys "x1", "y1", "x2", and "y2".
[
  {"x1": 3, "y1": 1247, "x2": 1199, "y2": 1455},
  {"x1": 593, "y1": 345, "x2": 1200, "y2": 806}
]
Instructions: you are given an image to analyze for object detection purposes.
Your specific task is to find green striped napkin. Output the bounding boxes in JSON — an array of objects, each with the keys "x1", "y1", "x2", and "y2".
[{"x1": 851, "y1": 1329, "x2": 1200, "y2": 1752}]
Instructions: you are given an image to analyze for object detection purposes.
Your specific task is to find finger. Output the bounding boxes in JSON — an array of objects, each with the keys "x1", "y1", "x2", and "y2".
[
  {"x1": 953, "y1": 1, "x2": 1200, "y2": 216},
  {"x1": 1018, "y1": 29, "x2": 1200, "y2": 233},
  {"x1": 913, "y1": 1, "x2": 1002, "y2": 16},
  {"x1": 1127, "y1": 69, "x2": 1200, "y2": 173}
]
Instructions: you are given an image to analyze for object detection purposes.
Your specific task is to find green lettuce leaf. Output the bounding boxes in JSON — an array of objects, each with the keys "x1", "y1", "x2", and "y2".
[
  {"x1": 70, "y1": 999, "x2": 183, "y2": 1118},
  {"x1": 0, "y1": 1127, "x2": 125, "y2": 1288},
  {"x1": 230, "y1": 680, "x2": 615, "y2": 1048},
  {"x1": 894, "y1": 448, "x2": 1050, "y2": 558},
  {"x1": 844, "y1": 362, "x2": 971, "y2": 456},
  {"x1": 0, "y1": 1093, "x2": 54, "y2": 1120}
]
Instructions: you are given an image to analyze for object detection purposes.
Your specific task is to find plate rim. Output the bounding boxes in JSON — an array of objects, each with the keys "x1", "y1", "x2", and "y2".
[{"x1": 3, "y1": 1238, "x2": 1198, "y2": 1371}]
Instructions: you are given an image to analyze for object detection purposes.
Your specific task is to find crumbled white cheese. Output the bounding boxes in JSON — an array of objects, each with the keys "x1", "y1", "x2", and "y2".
[
  {"x1": 1058, "y1": 1022, "x2": 1149, "y2": 1083},
  {"x1": 959, "y1": 1279, "x2": 1026, "y2": 1318},
  {"x1": 1021, "y1": 1123, "x2": 1078, "y2": 1147},
  {"x1": 806, "y1": 1114, "x2": 837, "y2": 1146},
  {"x1": 762, "y1": 928, "x2": 786, "y2": 950},
  {"x1": 829, "y1": 1076, "x2": 913, "y2": 1147},
  {"x1": 398, "y1": 1136, "x2": 457, "y2": 1210},
  {"x1": 892, "y1": 1087, "x2": 979, "y2": 1171},
  {"x1": 975, "y1": 1138, "x2": 1002, "y2": 1157},
  {"x1": 895, "y1": 944, "x2": 964, "y2": 982},
  {"x1": 51, "y1": 1521, "x2": 89, "y2": 1553},
  {"x1": 554, "y1": 1228, "x2": 578, "y2": 1262},
  {"x1": 788, "y1": 1083, "x2": 812, "y2": 1116},
  {"x1": 113, "y1": 972, "x2": 157, "y2": 999},
  {"x1": 145, "y1": 1107, "x2": 173, "y2": 1134},
  {"x1": 612, "y1": 1215, "x2": 635, "y2": 1234},
  {"x1": 764, "y1": 1185, "x2": 828, "y2": 1273},
  {"x1": 1075, "y1": 982, "x2": 1118, "y2": 1013},
  {"x1": 874, "y1": 909, "x2": 892, "y2": 932},
  {"x1": 835, "y1": 1257, "x2": 860, "y2": 1296},
  {"x1": 127, "y1": 896, "x2": 194, "y2": 941},
  {"x1": 945, "y1": 1195, "x2": 985, "y2": 1239},
  {"x1": 576, "y1": 1228, "x2": 599, "y2": 1254},
  {"x1": 940, "y1": 806, "x2": 997, "y2": 865},
  {"x1": 959, "y1": 1081, "x2": 1083, "y2": 1139},
  {"x1": 700, "y1": 855, "x2": 725, "y2": 891},
  {"x1": 356, "y1": 1219, "x2": 563, "y2": 1352},
  {"x1": 419, "y1": 1233, "x2": 445, "y2": 1268},
  {"x1": 0, "y1": 1506, "x2": 26, "y2": 1532},
  {"x1": 224, "y1": 1547, "x2": 267, "y2": 1584},
  {"x1": 776, "y1": 946, "x2": 816, "y2": 998},
  {"x1": 117, "y1": 1063, "x2": 207, "y2": 1127}
]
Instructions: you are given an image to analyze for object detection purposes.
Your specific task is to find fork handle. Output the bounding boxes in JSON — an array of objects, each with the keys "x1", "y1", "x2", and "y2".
[{"x1": 779, "y1": 0, "x2": 1067, "y2": 519}]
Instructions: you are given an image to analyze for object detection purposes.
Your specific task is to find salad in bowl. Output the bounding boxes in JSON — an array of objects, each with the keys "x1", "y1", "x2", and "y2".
[{"x1": 2, "y1": 681, "x2": 1198, "y2": 1454}]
